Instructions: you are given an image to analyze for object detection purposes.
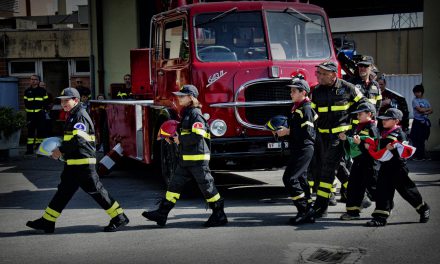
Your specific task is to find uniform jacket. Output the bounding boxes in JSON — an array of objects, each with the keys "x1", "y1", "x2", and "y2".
[
  {"x1": 349, "y1": 76, "x2": 382, "y2": 111},
  {"x1": 23, "y1": 86, "x2": 49, "y2": 115},
  {"x1": 352, "y1": 120, "x2": 380, "y2": 169},
  {"x1": 311, "y1": 78, "x2": 366, "y2": 134},
  {"x1": 59, "y1": 103, "x2": 96, "y2": 166},
  {"x1": 379, "y1": 126, "x2": 407, "y2": 164},
  {"x1": 179, "y1": 106, "x2": 211, "y2": 166},
  {"x1": 288, "y1": 99, "x2": 317, "y2": 150}
]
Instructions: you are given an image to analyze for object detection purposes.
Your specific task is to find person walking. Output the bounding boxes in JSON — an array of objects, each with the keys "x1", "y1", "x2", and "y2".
[
  {"x1": 26, "y1": 87, "x2": 129, "y2": 233},
  {"x1": 142, "y1": 84, "x2": 227, "y2": 227}
]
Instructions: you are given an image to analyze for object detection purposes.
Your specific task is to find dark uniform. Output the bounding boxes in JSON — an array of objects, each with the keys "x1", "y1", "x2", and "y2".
[
  {"x1": 367, "y1": 108, "x2": 430, "y2": 226},
  {"x1": 24, "y1": 85, "x2": 49, "y2": 154},
  {"x1": 143, "y1": 84, "x2": 227, "y2": 227},
  {"x1": 282, "y1": 80, "x2": 317, "y2": 224},
  {"x1": 26, "y1": 88, "x2": 128, "y2": 233},
  {"x1": 349, "y1": 76, "x2": 382, "y2": 115},
  {"x1": 116, "y1": 86, "x2": 132, "y2": 99},
  {"x1": 311, "y1": 77, "x2": 365, "y2": 216},
  {"x1": 341, "y1": 104, "x2": 380, "y2": 219}
]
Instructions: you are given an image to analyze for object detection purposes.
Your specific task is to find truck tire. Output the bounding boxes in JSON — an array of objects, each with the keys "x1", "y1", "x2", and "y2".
[{"x1": 159, "y1": 140, "x2": 178, "y2": 186}]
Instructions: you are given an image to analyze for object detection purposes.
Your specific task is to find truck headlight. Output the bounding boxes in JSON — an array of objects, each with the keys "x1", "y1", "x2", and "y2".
[{"x1": 210, "y1": 119, "x2": 227, "y2": 137}]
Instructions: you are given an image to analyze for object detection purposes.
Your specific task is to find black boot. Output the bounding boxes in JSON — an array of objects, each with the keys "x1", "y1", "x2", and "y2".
[
  {"x1": 26, "y1": 217, "x2": 55, "y2": 233},
  {"x1": 205, "y1": 198, "x2": 228, "y2": 227},
  {"x1": 142, "y1": 199, "x2": 174, "y2": 226},
  {"x1": 417, "y1": 202, "x2": 430, "y2": 223},
  {"x1": 312, "y1": 196, "x2": 329, "y2": 218},
  {"x1": 290, "y1": 200, "x2": 315, "y2": 225},
  {"x1": 104, "y1": 213, "x2": 129, "y2": 232}
]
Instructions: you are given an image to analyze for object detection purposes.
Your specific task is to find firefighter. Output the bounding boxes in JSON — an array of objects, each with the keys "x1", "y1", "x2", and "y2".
[
  {"x1": 142, "y1": 84, "x2": 227, "y2": 227},
  {"x1": 338, "y1": 103, "x2": 380, "y2": 220},
  {"x1": 366, "y1": 108, "x2": 430, "y2": 226},
  {"x1": 116, "y1": 74, "x2": 132, "y2": 99},
  {"x1": 274, "y1": 78, "x2": 317, "y2": 225},
  {"x1": 26, "y1": 88, "x2": 129, "y2": 233},
  {"x1": 24, "y1": 74, "x2": 49, "y2": 155},
  {"x1": 310, "y1": 61, "x2": 366, "y2": 218}
]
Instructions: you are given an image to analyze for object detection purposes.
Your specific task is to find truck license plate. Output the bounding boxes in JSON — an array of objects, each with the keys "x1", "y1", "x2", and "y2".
[{"x1": 267, "y1": 142, "x2": 288, "y2": 149}]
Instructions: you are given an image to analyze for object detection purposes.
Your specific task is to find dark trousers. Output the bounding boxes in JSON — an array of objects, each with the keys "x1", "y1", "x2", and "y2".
[
  {"x1": 372, "y1": 162, "x2": 424, "y2": 219},
  {"x1": 26, "y1": 112, "x2": 46, "y2": 153},
  {"x1": 346, "y1": 157, "x2": 378, "y2": 213},
  {"x1": 283, "y1": 146, "x2": 313, "y2": 199},
  {"x1": 313, "y1": 133, "x2": 345, "y2": 209},
  {"x1": 168, "y1": 164, "x2": 219, "y2": 200},
  {"x1": 48, "y1": 165, "x2": 116, "y2": 213},
  {"x1": 410, "y1": 119, "x2": 431, "y2": 159}
]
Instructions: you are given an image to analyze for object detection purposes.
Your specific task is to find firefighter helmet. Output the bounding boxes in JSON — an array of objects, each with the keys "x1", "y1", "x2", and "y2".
[
  {"x1": 159, "y1": 120, "x2": 180, "y2": 139},
  {"x1": 37, "y1": 137, "x2": 62, "y2": 156},
  {"x1": 265, "y1": 115, "x2": 288, "y2": 131}
]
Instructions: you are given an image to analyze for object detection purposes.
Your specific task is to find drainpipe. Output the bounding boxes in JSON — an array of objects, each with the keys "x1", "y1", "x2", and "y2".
[
  {"x1": 88, "y1": 0, "x2": 95, "y2": 98},
  {"x1": 96, "y1": 0, "x2": 105, "y2": 96}
]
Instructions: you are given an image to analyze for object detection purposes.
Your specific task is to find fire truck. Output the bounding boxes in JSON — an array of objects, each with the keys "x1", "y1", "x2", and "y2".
[{"x1": 90, "y1": 0, "x2": 339, "y2": 180}]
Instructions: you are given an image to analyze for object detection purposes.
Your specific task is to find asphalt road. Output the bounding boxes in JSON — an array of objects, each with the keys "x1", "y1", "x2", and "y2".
[{"x1": 0, "y1": 155, "x2": 439, "y2": 264}]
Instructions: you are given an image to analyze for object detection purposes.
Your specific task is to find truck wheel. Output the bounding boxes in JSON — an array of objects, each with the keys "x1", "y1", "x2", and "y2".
[{"x1": 159, "y1": 140, "x2": 178, "y2": 186}]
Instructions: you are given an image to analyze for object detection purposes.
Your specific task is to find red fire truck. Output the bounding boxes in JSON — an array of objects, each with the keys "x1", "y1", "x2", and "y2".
[{"x1": 90, "y1": 0, "x2": 339, "y2": 180}]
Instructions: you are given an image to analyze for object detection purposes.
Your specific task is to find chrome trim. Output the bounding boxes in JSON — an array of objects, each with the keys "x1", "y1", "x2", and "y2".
[
  {"x1": 209, "y1": 78, "x2": 292, "y2": 130},
  {"x1": 90, "y1": 100, "x2": 153, "y2": 106},
  {"x1": 135, "y1": 105, "x2": 144, "y2": 160}
]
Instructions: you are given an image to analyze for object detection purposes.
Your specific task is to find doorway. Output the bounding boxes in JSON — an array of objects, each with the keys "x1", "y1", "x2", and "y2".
[{"x1": 42, "y1": 61, "x2": 69, "y2": 98}]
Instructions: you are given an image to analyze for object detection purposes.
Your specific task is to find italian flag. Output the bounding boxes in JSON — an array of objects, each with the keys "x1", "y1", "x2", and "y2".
[{"x1": 364, "y1": 138, "x2": 416, "y2": 161}]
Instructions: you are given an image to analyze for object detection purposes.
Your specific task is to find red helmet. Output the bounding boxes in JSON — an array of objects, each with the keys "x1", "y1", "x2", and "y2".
[{"x1": 159, "y1": 120, "x2": 180, "y2": 139}]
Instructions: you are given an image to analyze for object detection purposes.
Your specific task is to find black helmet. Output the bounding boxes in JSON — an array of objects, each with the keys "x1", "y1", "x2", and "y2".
[{"x1": 265, "y1": 115, "x2": 288, "y2": 131}]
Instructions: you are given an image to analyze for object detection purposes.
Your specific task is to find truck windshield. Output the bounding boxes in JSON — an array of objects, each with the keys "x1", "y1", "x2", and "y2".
[
  {"x1": 266, "y1": 11, "x2": 331, "y2": 60},
  {"x1": 194, "y1": 12, "x2": 268, "y2": 62}
]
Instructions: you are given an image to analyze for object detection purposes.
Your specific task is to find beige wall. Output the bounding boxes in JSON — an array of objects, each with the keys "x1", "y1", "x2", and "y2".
[
  {"x1": 423, "y1": 0, "x2": 440, "y2": 151},
  {"x1": 90, "y1": 0, "x2": 138, "y2": 97},
  {"x1": 4, "y1": 29, "x2": 89, "y2": 58},
  {"x1": 335, "y1": 28, "x2": 423, "y2": 74}
]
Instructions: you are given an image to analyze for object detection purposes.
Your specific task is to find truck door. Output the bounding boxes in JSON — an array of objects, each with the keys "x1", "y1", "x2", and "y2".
[{"x1": 154, "y1": 17, "x2": 190, "y2": 103}]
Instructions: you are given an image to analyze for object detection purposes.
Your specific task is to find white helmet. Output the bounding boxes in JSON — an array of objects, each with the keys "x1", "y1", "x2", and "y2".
[{"x1": 37, "y1": 137, "x2": 62, "y2": 157}]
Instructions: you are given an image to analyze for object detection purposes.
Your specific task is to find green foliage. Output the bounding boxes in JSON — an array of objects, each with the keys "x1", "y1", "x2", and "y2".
[{"x1": 0, "y1": 107, "x2": 26, "y2": 139}]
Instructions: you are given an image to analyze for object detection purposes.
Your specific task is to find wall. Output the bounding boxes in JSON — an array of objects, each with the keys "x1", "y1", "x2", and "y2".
[
  {"x1": 90, "y1": 0, "x2": 138, "y2": 97},
  {"x1": 333, "y1": 28, "x2": 423, "y2": 75},
  {"x1": 423, "y1": 0, "x2": 440, "y2": 152},
  {"x1": 4, "y1": 29, "x2": 89, "y2": 58}
]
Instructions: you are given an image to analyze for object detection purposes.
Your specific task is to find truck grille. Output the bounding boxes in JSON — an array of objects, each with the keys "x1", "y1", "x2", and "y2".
[{"x1": 244, "y1": 80, "x2": 292, "y2": 125}]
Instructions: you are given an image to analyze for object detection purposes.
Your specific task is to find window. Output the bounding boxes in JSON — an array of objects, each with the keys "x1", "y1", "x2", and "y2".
[
  {"x1": 266, "y1": 12, "x2": 331, "y2": 60},
  {"x1": 72, "y1": 58, "x2": 90, "y2": 75},
  {"x1": 9, "y1": 61, "x2": 36, "y2": 75},
  {"x1": 194, "y1": 11, "x2": 267, "y2": 62},
  {"x1": 163, "y1": 19, "x2": 188, "y2": 61}
]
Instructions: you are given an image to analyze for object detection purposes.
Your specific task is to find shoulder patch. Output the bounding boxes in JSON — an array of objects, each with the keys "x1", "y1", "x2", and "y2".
[
  {"x1": 73, "y1": 122, "x2": 87, "y2": 131},
  {"x1": 192, "y1": 122, "x2": 204, "y2": 129}
]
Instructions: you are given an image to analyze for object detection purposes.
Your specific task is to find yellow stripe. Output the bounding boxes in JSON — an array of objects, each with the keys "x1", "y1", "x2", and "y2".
[
  {"x1": 160, "y1": 128, "x2": 171, "y2": 137},
  {"x1": 192, "y1": 127, "x2": 211, "y2": 139},
  {"x1": 295, "y1": 109, "x2": 303, "y2": 118},
  {"x1": 291, "y1": 193, "x2": 305, "y2": 200},
  {"x1": 106, "y1": 202, "x2": 123, "y2": 218},
  {"x1": 26, "y1": 97, "x2": 34, "y2": 101},
  {"x1": 360, "y1": 130, "x2": 369, "y2": 135},
  {"x1": 43, "y1": 213, "x2": 57, "y2": 222},
  {"x1": 35, "y1": 97, "x2": 43, "y2": 101},
  {"x1": 73, "y1": 130, "x2": 95, "y2": 142},
  {"x1": 45, "y1": 207, "x2": 61, "y2": 218},
  {"x1": 346, "y1": 206, "x2": 362, "y2": 211},
  {"x1": 387, "y1": 136, "x2": 397, "y2": 141},
  {"x1": 301, "y1": 121, "x2": 314, "y2": 128},
  {"x1": 376, "y1": 94, "x2": 382, "y2": 100},
  {"x1": 308, "y1": 181, "x2": 314, "y2": 187},
  {"x1": 318, "y1": 107, "x2": 328, "y2": 112},
  {"x1": 354, "y1": 94, "x2": 363, "y2": 102},
  {"x1": 331, "y1": 103, "x2": 350, "y2": 111},
  {"x1": 343, "y1": 181, "x2": 349, "y2": 188},
  {"x1": 43, "y1": 95, "x2": 48, "y2": 99},
  {"x1": 66, "y1": 158, "x2": 97, "y2": 165},
  {"x1": 368, "y1": 98, "x2": 377, "y2": 104},
  {"x1": 27, "y1": 138, "x2": 35, "y2": 144},
  {"x1": 206, "y1": 193, "x2": 221, "y2": 203},
  {"x1": 166, "y1": 191, "x2": 180, "y2": 203},
  {"x1": 311, "y1": 102, "x2": 316, "y2": 109},
  {"x1": 266, "y1": 121, "x2": 275, "y2": 131},
  {"x1": 25, "y1": 109, "x2": 42, "y2": 112},
  {"x1": 373, "y1": 210, "x2": 390, "y2": 216},
  {"x1": 181, "y1": 131, "x2": 190, "y2": 135},
  {"x1": 352, "y1": 119, "x2": 360, "y2": 124},
  {"x1": 317, "y1": 190, "x2": 331, "y2": 198},
  {"x1": 182, "y1": 154, "x2": 210, "y2": 161},
  {"x1": 319, "y1": 181, "x2": 333, "y2": 190},
  {"x1": 331, "y1": 125, "x2": 351, "y2": 133}
]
